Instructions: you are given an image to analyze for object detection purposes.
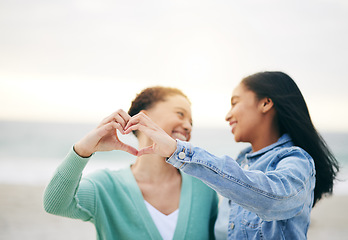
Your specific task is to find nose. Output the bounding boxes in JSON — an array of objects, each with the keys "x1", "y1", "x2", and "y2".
[
  {"x1": 183, "y1": 120, "x2": 192, "y2": 133},
  {"x1": 225, "y1": 108, "x2": 232, "y2": 122}
]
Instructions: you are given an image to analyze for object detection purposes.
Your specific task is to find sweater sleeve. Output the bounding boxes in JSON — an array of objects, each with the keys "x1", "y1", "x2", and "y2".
[{"x1": 43, "y1": 147, "x2": 95, "y2": 221}]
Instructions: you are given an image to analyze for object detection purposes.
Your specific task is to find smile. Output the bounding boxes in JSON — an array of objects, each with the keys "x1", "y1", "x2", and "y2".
[
  {"x1": 229, "y1": 121, "x2": 237, "y2": 132},
  {"x1": 172, "y1": 131, "x2": 188, "y2": 141}
]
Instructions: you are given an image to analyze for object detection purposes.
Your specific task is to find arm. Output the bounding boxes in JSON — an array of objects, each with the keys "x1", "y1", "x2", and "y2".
[
  {"x1": 168, "y1": 140, "x2": 315, "y2": 220},
  {"x1": 44, "y1": 110, "x2": 138, "y2": 219},
  {"x1": 43, "y1": 147, "x2": 95, "y2": 220},
  {"x1": 125, "y1": 113, "x2": 315, "y2": 220}
]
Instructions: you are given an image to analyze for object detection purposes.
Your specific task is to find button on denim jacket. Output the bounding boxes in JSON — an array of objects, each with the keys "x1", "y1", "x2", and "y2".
[{"x1": 167, "y1": 134, "x2": 316, "y2": 240}]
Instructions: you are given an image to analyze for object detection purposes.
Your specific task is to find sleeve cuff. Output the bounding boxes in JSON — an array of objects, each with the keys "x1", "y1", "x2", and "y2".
[{"x1": 166, "y1": 140, "x2": 193, "y2": 169}]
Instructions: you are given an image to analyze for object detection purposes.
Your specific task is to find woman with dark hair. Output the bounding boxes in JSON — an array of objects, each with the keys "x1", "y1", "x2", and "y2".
[
  {"x1": 241, "y1": 72, "x2": 339, "y2": 207},
  {"x1": 125, "y1": 72, "x2": 340, "y2": 239},
  {"x1": 44, "y1": 86, "x2": 218, "y2": 240}
]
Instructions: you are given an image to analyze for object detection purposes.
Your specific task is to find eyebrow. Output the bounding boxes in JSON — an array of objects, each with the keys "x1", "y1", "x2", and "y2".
[{"x1": 175, "y1": 106, "x2": 187, "y2": 111}]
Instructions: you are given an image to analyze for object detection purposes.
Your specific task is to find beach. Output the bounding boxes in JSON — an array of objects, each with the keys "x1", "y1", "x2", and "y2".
[
  {"x1": 1, "y1": 183, "x2": 347, "y2": 240},
  {"x1": 1, "y1": 122, "x2": 347, "y2": 239},
  {"x1": 0, "y1": 183, "x2": 95, "y2": 240}
]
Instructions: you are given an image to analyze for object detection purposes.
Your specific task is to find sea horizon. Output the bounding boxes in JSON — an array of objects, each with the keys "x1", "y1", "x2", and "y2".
[{"x1": 1, "y1": 120, "x2": 347, "y2": 194}]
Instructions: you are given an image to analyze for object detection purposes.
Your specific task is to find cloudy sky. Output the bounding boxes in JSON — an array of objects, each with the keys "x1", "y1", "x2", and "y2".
[{"x1": 1, "y1": 0, "x2": 348, "y2": 132}]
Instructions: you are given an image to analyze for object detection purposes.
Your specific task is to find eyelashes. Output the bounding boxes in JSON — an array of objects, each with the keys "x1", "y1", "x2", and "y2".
[
  {"x1": 177, "y1": 111, "x2": 193, "y2": 126},
  {"x1": 177, "y1": 111, "x2": 184, "y2": 117}
]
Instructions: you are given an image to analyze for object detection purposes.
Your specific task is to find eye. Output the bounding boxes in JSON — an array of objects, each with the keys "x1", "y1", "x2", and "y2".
[
  {"x1": 231, "y1": 96, "x2": 239, "y2": 107},
  {"x1": 177, "y1": 111, "x2": 184, "y2": 117}
]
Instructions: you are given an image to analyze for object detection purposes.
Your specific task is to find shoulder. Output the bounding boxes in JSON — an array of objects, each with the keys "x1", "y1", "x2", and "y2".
[
  {"x1": 271, "y1": 134, "x2": 313, "y2": 164},
  {"x1": 274, "y1": 146, "x2": 313, "y2": 166},
  {"x1": 271, "y1": 146, "x2": 315, "y2": 174},
  {"x1": 275, "y1": 145, "x2": 311, "y2": 159}
]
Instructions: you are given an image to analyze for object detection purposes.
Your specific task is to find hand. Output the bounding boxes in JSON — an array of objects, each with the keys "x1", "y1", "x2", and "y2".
[
  {"x1": 124, "y1": 112, "x2": 177, "y2": 157},
  {"x1": 74, "y1": 110, "x2": 138, "y2": 157}
]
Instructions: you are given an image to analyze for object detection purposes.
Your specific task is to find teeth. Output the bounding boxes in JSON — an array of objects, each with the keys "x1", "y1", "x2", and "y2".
[{"x1": 172, "y1": 132, "x2": 187, "y2": 141}]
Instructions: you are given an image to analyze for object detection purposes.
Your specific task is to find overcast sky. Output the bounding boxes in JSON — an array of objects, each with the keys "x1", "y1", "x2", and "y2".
[{"x1": 1, "y1": 0, "x2": 348, "y2": 132}]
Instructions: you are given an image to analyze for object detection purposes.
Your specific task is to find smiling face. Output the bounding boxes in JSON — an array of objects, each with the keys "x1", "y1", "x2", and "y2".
[
  {"x1": 225, "y1": 83, "x2": 265, "y2": 144},
  {"x1": 144, "y1": 94, "x2": 192, "y2": 142}
]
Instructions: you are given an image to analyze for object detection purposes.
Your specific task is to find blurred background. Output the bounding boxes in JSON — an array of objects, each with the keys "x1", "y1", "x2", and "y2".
[{"x1": 1, "y1": 0, "x2": 347, "y2": 239}]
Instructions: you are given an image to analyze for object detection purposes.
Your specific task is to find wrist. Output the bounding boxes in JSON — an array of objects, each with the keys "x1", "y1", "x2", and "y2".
[
  {"x1": 165, "y1": 138, "x2": 177, "y2": 158},
  {"x1": 73, "y1": 143, "x2": 94, "y2": 158}
]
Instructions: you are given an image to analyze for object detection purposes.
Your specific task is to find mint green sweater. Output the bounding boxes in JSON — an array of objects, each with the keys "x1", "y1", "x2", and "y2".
[{"x1": 43, "y1": 148, "x2": 218, "y2": 239}]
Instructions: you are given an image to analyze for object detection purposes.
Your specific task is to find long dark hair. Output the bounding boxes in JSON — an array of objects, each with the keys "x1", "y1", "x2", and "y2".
[{"x1": 242, "y1": 71, "x2": 340, "y2": 207}]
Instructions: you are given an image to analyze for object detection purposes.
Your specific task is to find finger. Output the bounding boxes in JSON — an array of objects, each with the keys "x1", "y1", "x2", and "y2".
[
  {"x1": 98, "y1": 109, "x2": 129, "y2": 128},
  {"x1": 124, "y1": 112, "x2": 151, "y2": 132},
  {"x1": 137, "y1": 146, "x2": 155, "y2": 156},
  {"x1": 118, "y1": 142, "x2": 139, "y2": 156},
  {"x1": 125, "y1": 112, "x2": 148, "y2": 127},
  {"x1": 113, "y1": 113, "x2": 128, "y2": 129},
  {"x1": 124, "y1": 122, "x2": 148, "y2": 135},
  {"x1": 123, "y1": 123, "x2": 138, "y2": 135},
  {"x1": 98, "y1": 121, "x2": 125, "y2": 137},
  {"x1": 124, "y1": 116, "x2": 140, "y2": 131},
  {"x1": 98, "y1": 111, "x2": 119, "y2": 126},
  {"x1": 118, "y1": 109, "x2": 131, "y2": 123},
  {"x1": 113, "y1": 109, "x2": 135, "y2": 130}
]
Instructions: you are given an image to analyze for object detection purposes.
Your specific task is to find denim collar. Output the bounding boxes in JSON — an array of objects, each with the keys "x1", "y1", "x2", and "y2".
[{"x1": 245, "y1": 134, "x2": 292, "y2": 160}]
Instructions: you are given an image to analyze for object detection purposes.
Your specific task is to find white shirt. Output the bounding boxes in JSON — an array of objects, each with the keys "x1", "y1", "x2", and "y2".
[{"x1": 144, "y1": 200, "x2": 179, "y2": 240}]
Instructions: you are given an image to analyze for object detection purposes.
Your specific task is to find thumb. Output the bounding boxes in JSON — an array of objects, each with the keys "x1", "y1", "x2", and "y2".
[
  {"x1": 117, "y1": 141, "x2": 139, "y2": 156},
  {"x1": 137, "y1": 146, "x2": 156, "y2": 157}
]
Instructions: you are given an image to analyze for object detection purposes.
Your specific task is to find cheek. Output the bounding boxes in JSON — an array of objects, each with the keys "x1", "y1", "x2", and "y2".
[
  {"x1": 160, "y1": 118, "x2": 178, "y2": 132},
  {"x1": 243, "y1": 112, "x2": 263, "y2": 133},
  {"x1": 233, "y1": 105, "x2": 244, "y2": 119},
  {"x1": 153, "y1": 118, "x2": 170, "y2": 131},
  {"x1": 237, "y1": 106, "x2": 259, "y2": 128}
]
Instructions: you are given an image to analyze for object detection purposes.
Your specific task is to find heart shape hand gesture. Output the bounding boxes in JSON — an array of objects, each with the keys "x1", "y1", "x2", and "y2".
[
  {"x1": 124, "y1": 112, "x2": 177, "y2": 158},
  {"x1": 74, "y1": 110, "x2": 177, "y2": 159},
  {"x1": 74, "y1": 109, "x2": 139, "y2": 157}
]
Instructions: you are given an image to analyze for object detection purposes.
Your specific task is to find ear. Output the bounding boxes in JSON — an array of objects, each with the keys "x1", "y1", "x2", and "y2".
[{"x1": 260, "y1": 97, "x2": 274, "y2": 113}]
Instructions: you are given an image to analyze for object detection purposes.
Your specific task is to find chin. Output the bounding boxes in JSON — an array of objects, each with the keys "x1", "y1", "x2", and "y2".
[{"x1": 233, "y1": 134, "x2": 241, "y2": 143}]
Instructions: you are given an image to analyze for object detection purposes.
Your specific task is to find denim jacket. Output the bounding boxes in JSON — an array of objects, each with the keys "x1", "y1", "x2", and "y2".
[{"x1": 167, "y1": 134, "x2": 316, "y2": 240}]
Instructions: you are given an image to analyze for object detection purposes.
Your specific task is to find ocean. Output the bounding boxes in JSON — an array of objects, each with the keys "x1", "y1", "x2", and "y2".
[{"x1": 1, "y1": 120, "x2": 347, "y2": 194}]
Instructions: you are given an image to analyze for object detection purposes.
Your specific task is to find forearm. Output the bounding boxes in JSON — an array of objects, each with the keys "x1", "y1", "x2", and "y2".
[
  {"x1": 167, "y1": 140, "x2": 314, "y2": 220},
  {"x1": 43, "y1": 147, "x2": 94, "y2": 220}
]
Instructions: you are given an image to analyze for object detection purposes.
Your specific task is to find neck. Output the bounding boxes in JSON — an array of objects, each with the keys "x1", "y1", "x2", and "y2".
[
  {"x1": 251, "y1": 131, "x2": 280, "y2": 152},
  {"x1": 131, "y1": 138, "x2": 180, "y2": 182},
  {"x1": 131, "y1": 155, "x2": 180, "y2": 183},
  {"x1": 251, "y1": 114, "x2": 280, "y2": 152}
]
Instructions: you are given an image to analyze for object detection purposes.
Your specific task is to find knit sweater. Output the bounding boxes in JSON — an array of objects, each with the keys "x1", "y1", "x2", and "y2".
[{"x1": 43, "y1": 148, "x2": 218, "y2": 240}]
